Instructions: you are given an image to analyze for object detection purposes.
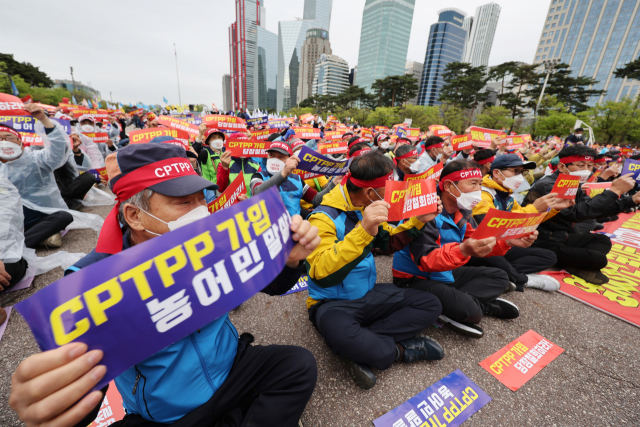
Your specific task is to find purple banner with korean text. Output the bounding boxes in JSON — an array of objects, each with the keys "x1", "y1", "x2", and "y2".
[
  {"x1": 15, "y1": 188, "x2": 294, "y2": 391},
  {"x1": 247, "y1": 116, "x2": 268, "y2": 127},
  {"x1": 295, "y1": 146, "x2": 351, "y2": 176},
  {"x1": 283, "y1": 275, "x2": 308, "y2": 296},
  {"x1": 621, "y1": 159, "x2": 640, "y2": 182},
  {"x1": 0, "y1": 115, "x2": 72, "y2": 134},
  {"x1": 373, "y1": 370, "x2": 491, "y2": 427}
]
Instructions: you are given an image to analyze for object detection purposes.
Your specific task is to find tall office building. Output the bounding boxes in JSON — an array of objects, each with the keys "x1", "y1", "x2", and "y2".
[
  {"x1": 404, "y1": 60, "x2": 423, "y2": 105},
  {"x1": 462, "y1": 2, "x2": 501, "y2": 67},
  {"x1": 355, "y1": 0, "x2": 416, "y2": 92},
  {"x1": 533, "y1": 0, "x2": 640, "y2": 104},
  {"x1": 297, "y1": 29, "x2": 332, "y2": 104},
  {"x1": 312, "y1": 54, "x2": 350, "y2": 96},
  {"x1": 277, "y1": 0, "x2": 333, "y2": 111},
  {"x1": 229, "y1": 0, "x2": 278, "y2": 111},
  {"x1": 222, "y1": 74, "x2": 232, "y2": 112},
  {"x1": 417, "y1": 8, "x2": 468, "y2": 106}
]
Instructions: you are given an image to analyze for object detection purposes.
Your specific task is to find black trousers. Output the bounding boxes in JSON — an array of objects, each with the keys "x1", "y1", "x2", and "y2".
[
  {"x1": 3, "y1": 258, "x2": 28, "y2": 289},
  {"x1": 394, "y1": 266, "x2": 509, "y2": 324},
  {"x1": 24, "y1": 211, "x2": 73, "y2": 248},
  {"x1": 59, "y1": 172, "x2": 96, "y2": 208},
  {"x1": 110, "y1": 341, "x2": 316, "y2": 427},
  {"x1": 466, "y1": 247, "x2": 557, "y2": 289},
  {"x1": 533, "y1": 232, "x2": 612, "y2": 270},
  {"x1": 309, "y1": 283, "x2": 442, "y2": 370}
]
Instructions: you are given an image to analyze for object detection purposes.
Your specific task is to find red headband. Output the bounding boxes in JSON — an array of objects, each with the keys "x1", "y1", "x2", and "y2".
[
  {"x1": 396, "y1": 149, "x2": 418, "y2": 160},
  {"x1": 426, "y1": 142, "x2": 444, "y2": 149},
  {"x1": 96, "y1": 157, "x2": 197, "y2": 255},
  {"x1": 341, "y1": 170, "x2": 393, "y2": 188},
  {"x1": 475, "y1": 156, "x2": 495, "y2": 165},
  {"x1": 559, "y1": 155, "x2": 594, "y2": 164},
  {"x1": 594, "y1": 157, "x2": 608, "y2": 164},
  {"x1": 438, "y1": 168, "x2": 482, "y2": 191},
  {"x1": 348, "y1": 137, "x2": 365, "y2": 148},
  {"x1": 269, "y1": 141, "x2": 292, "y2": 155},
  {"x1": 350, "y1": 147, "x2": 371, "y2": 158},
  {"x1": 0, "y1": 125, "x2": 22, "y2": 142}
]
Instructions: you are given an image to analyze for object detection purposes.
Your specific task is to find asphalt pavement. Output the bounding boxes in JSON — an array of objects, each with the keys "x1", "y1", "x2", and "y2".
[{"x1": 1, "y1": 202, "x2": 639, "y2": 426}]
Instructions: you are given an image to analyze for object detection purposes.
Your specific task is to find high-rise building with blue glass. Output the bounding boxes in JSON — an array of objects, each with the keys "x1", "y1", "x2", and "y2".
[
  {"x1": 355, "y1": 0, "x2": 416, "y2": 93},
  {"x1": 533, "y1": 0, "x2": 640, "y2": 104},
  {"x1": 417, "y1": 8, "x2": 468, "y2": 106}
]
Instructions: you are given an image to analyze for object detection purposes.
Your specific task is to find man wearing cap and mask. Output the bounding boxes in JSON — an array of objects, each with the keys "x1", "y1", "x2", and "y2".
[
  {"x1": 523, "y1": 145, "x2": 640, "y2": 285},
  {"x1": 10, "y1": 142, "x2": 321, "y2": 427},
  {"x1": 78, "y1": 116, "x2": 118, "y2": 159},
  {"x1": 471, "y1": 154, "x2": 570, "y2": 292},
  {"x1": 0, "y1": 104, "x2": 75, "y2": 248},
  {"x1": 193, "y1": 123, "x2": 224, "y2": 184},
  {"x1": 394, "y1": 160, "x2": 538, "y2": 339},
  {"x1": 306, "y1": 151, "x2": 445, "y2": 390}
]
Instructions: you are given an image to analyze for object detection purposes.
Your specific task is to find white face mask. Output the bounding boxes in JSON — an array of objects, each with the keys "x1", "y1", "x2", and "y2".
[
  {"x1": 499, "y1": 171, "x2": 525, "y2": 191},
  {"x1": 141, "y1": 205, "x2": 210, "y2": 235},
  {"x1": 210, "y1": 139, "x2": 223, "y2": 150},
  {"x1": 406, "y1": 159, "x2": 420, "y2": 173},
  {"x1": 0, "y1": 141, "x2": 22, "y2": 160},
  {"x1": 569, "y1": 169, "x2": 591, "y2": 183},
  {"x1": 451, "y1": 182, "x2": 482, "y2": 210},
  {"x1": 267, "y1": 158, "x2": 286, "y2": 174},
  {"x1": 380, "y1": 141, "x2": 389, "y2": 149},
  {"x1": 80, "y1": 124, "x2": 95, "y2": 133}
]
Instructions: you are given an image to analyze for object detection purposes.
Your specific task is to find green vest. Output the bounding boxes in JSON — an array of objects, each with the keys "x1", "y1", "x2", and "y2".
[
  {"x1": 201, "y1": 148, "x2": 221, "y2": 184},
  {"x1": 228, "y1": 158, "x2": 261, "y2": 196}
]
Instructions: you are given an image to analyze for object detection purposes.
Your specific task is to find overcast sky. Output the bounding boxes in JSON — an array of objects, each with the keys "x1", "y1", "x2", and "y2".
[{"x1": 2, "y1": 0, "x2": 548, "y2": 107}]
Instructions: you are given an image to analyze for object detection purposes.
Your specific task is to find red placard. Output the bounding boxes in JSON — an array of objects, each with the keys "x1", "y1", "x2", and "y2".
[
  {"x1": 404, "y1": 162, "x2": 444, "y2": 182},
  {"x1": 83, "y1": 132, "x2": 110, "y2": 143},
  {"x1": 360, "y1": 128, "x2": 373, "y2": 140},
  {"x1": 299, "y1": 113, "x2": 314, "y2": 123},
  {"x1": 293, "y1": 170, "x2": 324, "y2": 180},
  {"x1": 207, "y1": 172, "x2": 246, "y2": 213},
  {"x1": 225, "y1": 136, "x2": 270, "y2": 157},
  {"x1": 384, "y1": 179, "x2": 438, "y2": 222},
  {"x1": 0, "y1": 93, "x2": 25, "y2": 116},
  {"x1": 471, "y1": 208, "x2": 546, "y2": 241},
  {"x1": 87, "y1": 381, "x2": 125, "y2": 426},
  {"x1": 582, "y1": 182, "x2": 612, "y2": 198},
  {"x1": 251, "y1": 128, "x2": 278, "y2": 140},
  {"x1": 375, "y1": 126, "x2": 389, "y2": 132},
  {"x1": 479, "y1": 330, "x2": 564, "y2": 391},
  {"x1": 20, "y1": 132, "x2": 43, "y2": 147},
  {"x1": 550, "y1": 173, "x2": 581, "y2": 199},
  {"x1": 326, "y1": 115, "x2": 338, "y2": 123},
  {"x1": 157, "y1": 115, "x2": 200, "y2": 136},
  {"x1": 621, "y1": 147, "x2": 633, "y2": 156},
  {"x1": 294, "y1": 127, "x2": 321, "y2": 139},
  {"x1": 451, "y1": 134, "x2": 473, "y2": 151},
  {"x1": 128, "y1": 128, "x2": 190, "y2": 150},
  {"x1": 469, "y1": 126, "x2": 506, "y2": 148},
  {"x1": 323, "y1": 131, "x2": 343, "y2": 141},
  {"x1": 202, "y1": 114, "x2": 247, "y2": 131},
  {"x1": 506, "y1": 135, "x2": 526, "y2": 150},
  {"x1": 58, "y1": 102, "x2": 80, "y2": 112},
  {"x1": 429, "y1": 125, "x2": 452, "y2": 136},
  {"x1": 400, "y1": 127, "x2": 421, "y2": 142},
  {"x1": 318, "y1": 141, "x2": 348, "y2": 155}
]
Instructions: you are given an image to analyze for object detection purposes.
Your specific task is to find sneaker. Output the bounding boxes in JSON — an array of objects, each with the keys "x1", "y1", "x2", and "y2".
[
  {"x1": 41, "y1": 232, "x2": 62, "y2": 249},
  {"x1": 345, "y1": 360, "x2": 376, "y2": 390},
  {"x1": 505, "y1": 281, "x2": 517, "y2": 293},
  {"x1": 484, "y1": 298, "x2": 520, "y2": 319},
  {"x1": 525, "y1": 274, "x2": 560, "y2": 292},
  {"x1": 565, "y1": 267, "x2": 609, "y2": 285},
  {"x1": 398, "y1": 335, "x2": 444, "y2": 363},
  {"x1": 439, "y1": 315, "x2": 484, "y2": 338}
]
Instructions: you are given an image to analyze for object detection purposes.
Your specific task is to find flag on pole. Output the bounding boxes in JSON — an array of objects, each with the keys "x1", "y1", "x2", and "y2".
[
  {"x1": 163, "y1": 96, "x2": 168, "y2": 104},
  {"x1": 88, "y1": 100, "x2": 93, "y2": 108},
  {"x1": 9, "y1": 77, "x2": 19, "y2": 96}
]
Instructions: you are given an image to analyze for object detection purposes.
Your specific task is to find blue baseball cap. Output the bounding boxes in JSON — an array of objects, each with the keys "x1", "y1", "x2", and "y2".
[{"x1": 490, "y1": 154, "x2": 536, "y2": 172}]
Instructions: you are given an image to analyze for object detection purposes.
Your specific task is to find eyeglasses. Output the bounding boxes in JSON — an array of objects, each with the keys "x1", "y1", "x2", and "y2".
[{"x1": 0, "y1": 136, "x2": 20, "y2": 143}]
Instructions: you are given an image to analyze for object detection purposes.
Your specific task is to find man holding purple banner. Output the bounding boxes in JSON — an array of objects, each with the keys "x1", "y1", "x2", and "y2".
[{"x1": 10, "y1": 143, "x2": 322, "y2": 427}]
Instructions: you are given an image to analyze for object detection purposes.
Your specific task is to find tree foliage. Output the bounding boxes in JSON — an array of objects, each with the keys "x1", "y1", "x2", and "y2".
[
  {"x1": 370, "y1": 74, "x2": 419, "y2": 108},
  {"x1": 474, "y1": 106, "x2": 514, "y2": 130},
  {"x1": 614, "y1": 57, "x2": 640, "y2": 81},
  {"x1": 0, "y1": 53, "x2": 54, "y2": 87}
]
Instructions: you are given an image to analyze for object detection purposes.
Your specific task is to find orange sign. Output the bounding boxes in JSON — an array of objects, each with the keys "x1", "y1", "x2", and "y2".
[
  {"x1": 429, "y1": 125, "x2": 452, "y2": 136},
  {"x1": 128, "y1": 128, "x2": 190, "y2": 150},
  {"x1": 318, "y1": 141, "x2": 348, "y2": 155},
  {"x1": 293, "y1": 127, "x2": 321, "y2": 139},
  {"x1": 293, "y1": 170, "x2": 324, "y2": 180},
  {"x1": 202, "y1": 114, "x2": 247, "y2": 131},
  {"x1": 479, "y1": 330, "x2": 564, "y2": 391},
  {"x1": 582, "y1": 182, "x2": 612, "y2": 198},
  {"x1": 157, "y1": 115, "x2": 200, "y2": 136},
  {"x1": 207, "y1": 172, "x2": 246, "y2": 213},
  {"x1": 225, "y1": 136, "x2": 270, "y2": 157},
  {"x1": 404, "y1": 162, "x2": 444, "y2": 182},
  {"x1": 323, "y1": 131, "x2": 343, "y2": 141},
  {"x1": 384, "y1": 179, "x2": 438, "y2": 222},
  {"x1": 451, "y1": 134, "x2": 473, "y2": 151},
  {"x1": 469, "y1": 126, "x2": 506, "y2": 148},
  {"x1": 550, "y1": 173, "x2": 581, "y2": 199},
  {"x1": 471, "y1": 208, "x2": 546, "y2": 241},
  {"x1": 360, "y1": 128, "x2": 373, "y2": 140},
  {"x1": 251, "y1": 128, "x2": 278, "y2": 140},
  {"x1": 83, "y1": 132, "x2": 110, "y2": 143}
]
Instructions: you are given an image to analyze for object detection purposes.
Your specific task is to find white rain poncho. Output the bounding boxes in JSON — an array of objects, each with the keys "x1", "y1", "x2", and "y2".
[{"x1": 0, "y1": 175, "x2": 85, "y2": 275}]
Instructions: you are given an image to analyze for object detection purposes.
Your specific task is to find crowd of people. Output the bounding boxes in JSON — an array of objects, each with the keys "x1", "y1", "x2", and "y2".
[{"x1": 1, "y1": 103, "x2": 638, "y2": 427}]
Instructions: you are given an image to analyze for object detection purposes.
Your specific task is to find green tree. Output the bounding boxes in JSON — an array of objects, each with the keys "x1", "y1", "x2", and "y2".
[
  {"x1": 364, "y1": 106, "x2": 401, "y2": 128},
  {"x1": 0, "y1": 53, "x2": 54, "y2": 88},
  {"x1": 497, "y1": 63, "x2": 538, "y2": 131},
  {"x1": 614, "y1": 57, "x2": 640, "y2": 81},
  {"x1": 581, "y1": 99, "x2": 637, "y2": 143},
  {"x1": 438, "y1": 62, "x2": 490, "y2": 127},
  {"x1": 488, "y1": 61, "x2": 520, "y2": 107},
  {"x1": 474, "y1": 106, "x2": 514, "y2": 130},
  {"x1": 535, "y1": 110, "x2": 578, "y2": 138},
  {"x1": 371, "y1": 75, "x2": 419, "y2": 108},
  {"x1": 439, "y1": 103, "x2": 465, "y2": 134}
]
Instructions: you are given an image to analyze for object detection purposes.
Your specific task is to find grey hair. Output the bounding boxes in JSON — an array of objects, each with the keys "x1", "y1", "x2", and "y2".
[{"x1": 117, "y1": 189, "x2": 154, "y2": 228}]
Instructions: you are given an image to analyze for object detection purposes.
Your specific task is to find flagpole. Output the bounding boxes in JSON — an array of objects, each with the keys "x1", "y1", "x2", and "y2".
[{"x1": 174, "y1": 43, "x2": 182, "y2": 106}]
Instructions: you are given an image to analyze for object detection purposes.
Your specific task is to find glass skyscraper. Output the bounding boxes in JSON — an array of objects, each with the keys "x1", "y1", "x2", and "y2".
[
  {"x1": 462, "y1": 2, "x2": 501, "y2": 67},
  {"x1": 417, "y1": 8, "x2": 468, "y2": 106},
  {"x1": 277, "y1": 0, "x2": 333, "y2": 111},
  {"x1": 355, "y1": 0, "x2": 416, "y2": 92},
  {"x1": 256, "y1": 26, "x2": 278, "y2": 110},
  {"x1": 533, "y1": 0, "x2": 640, "y2": 104}
]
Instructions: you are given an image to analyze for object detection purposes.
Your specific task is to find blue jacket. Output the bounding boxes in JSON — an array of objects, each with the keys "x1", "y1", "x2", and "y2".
[
  {"x1": 65, "y1": 233, "x2": 304, "y2": 423},
  {"x1": 258, "y1": 172, "x2": 304, "y2": 217}
]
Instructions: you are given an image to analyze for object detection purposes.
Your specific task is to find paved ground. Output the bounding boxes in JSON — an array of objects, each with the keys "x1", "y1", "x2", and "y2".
[{"x1": 1, "y1": 201, "x2": 640, "y2": 426}]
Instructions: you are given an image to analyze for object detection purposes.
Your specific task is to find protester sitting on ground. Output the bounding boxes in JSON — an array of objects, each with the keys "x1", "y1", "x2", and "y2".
[
  {"x1": 291, "y1": 139, "x2": 332, "y2": 216},
  {"x1": 470, "y1": 154, "x2": 569, "y2": 292},
  {"x1": 306, "y1": 151, "x2": 444, "y2": 390},
  {"x1": 192, "y1": 124, "x2": 224, "y2": 184},
  {"x1": 77, "y1": 116, "x2": 117, "y2": 159},
  {"x1": 251, "y1": 139, "x2": 338, "y2": 217},
  {"x1": 0, "y1": 104, "x2": 74, "y2": 248},
  {"x1": 53, "y1": 153, "x2": 97, "y2": 210},
  {"x1": 0, "y1": 175, "x2": 29, "y2": 299},
  {"x1": 69, "y1": 133, "x2": 93, "y2": 170},
  {"x1": 9, "y1": 142, "x2": 321, "y2": 427},
  {"x1": 523, "y1": 145, "x2": 640, "y2": 285},
  {"x1": 393, "y1": 160, "x2": 537, "y2": 339}
]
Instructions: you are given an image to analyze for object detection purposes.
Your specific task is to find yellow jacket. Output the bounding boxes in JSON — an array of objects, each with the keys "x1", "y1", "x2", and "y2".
[{"x1": 305, "y1": 184, "x2": 426, "y2": 308}]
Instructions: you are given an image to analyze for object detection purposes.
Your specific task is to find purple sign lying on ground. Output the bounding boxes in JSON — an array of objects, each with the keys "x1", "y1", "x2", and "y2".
[
  {"x1": 296, "y1": 146, "x2": 351, "y2": 176},
  {"x1": 373, "y1": 370, "x2": 491, "y2": 427},
  {"x1": 16, "y1": 188, "x2": 294, "y2": 390},
  {"x1": 283, "y1": 275, "x2": 308, "y2": 295}
]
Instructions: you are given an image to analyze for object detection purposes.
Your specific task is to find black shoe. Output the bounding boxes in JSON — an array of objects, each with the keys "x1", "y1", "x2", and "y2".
[
  {"x1": 345, "y1": 360, "x2": 376, "y2": 390},
  {"x1": 505, "y1": 281, "x2": 517, "y2": 293},
  {"x1": 439, "y1": 315, "x2": 484, "y2": 338},
  {"x1": 484, "y1": 298, "x2": 520, "y2": 319},
  {"x1": 398, "y1": 335, "x2": 444, "y2": 363},
  {"x1": 565, "y1": 267, "x2": 609, "y2": 285}
]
